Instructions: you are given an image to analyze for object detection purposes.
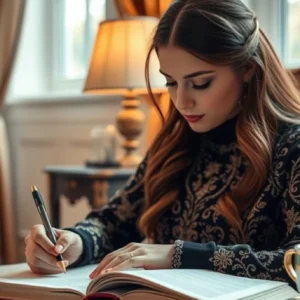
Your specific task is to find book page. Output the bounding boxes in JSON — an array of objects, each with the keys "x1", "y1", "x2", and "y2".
[
  {"x1": 90, "y1": 269, "x2": 289, "y2": 300},
  {"x1": 0, "y1": 263, "x2": 98, "y2": 296}
]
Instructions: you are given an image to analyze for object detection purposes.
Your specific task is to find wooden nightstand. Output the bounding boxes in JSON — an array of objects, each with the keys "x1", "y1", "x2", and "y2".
[{"x1": 44, "y1": 166, "x2": 136, "y2": 228}]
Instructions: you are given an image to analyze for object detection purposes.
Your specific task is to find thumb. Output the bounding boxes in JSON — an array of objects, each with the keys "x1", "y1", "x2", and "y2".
[{"x1": 54, "y1": 229, "x2": 75, "y2": 254}]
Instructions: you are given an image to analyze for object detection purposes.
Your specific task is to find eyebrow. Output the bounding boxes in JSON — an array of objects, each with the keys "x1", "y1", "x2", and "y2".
[{"x1": 159, "y1": 70, "x2": 215, "y2": 79}]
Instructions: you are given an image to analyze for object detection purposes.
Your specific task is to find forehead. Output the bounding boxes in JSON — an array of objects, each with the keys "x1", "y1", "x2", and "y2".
[{"x1": 157, "y1": 46, "x2": 216, "y2": 74}]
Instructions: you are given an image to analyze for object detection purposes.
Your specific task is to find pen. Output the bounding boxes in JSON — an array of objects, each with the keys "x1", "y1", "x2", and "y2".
[{"x1": 31, "y1": 185, "x2": 66, "y2": 273}]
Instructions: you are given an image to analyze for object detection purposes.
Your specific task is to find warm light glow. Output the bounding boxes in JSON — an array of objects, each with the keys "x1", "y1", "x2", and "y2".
[{"x1": 83, "y1": 17, "x2": 165, "y2": 94}]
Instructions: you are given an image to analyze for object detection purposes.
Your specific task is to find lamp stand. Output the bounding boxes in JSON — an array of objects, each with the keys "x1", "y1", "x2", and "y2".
[{"x1": 116, "y1": 96, "x2": 145, "y2": 167}]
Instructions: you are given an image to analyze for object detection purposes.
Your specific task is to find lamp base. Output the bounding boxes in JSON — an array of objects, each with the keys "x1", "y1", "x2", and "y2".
[
  {"x1": 116, "y1": 97, "x2": 145, "y2": 167},
  {"x1": 119, "y1": 153, "x2": 142, "y2": 167}
]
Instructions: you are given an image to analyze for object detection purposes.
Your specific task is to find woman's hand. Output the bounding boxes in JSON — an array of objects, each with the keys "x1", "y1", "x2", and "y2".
[
  {"x1": 89, "y1": 242, "x2": 175, "y2": 279},
  {"x1": 25, "y1": 224, "x2": 83, "y2": 274}
]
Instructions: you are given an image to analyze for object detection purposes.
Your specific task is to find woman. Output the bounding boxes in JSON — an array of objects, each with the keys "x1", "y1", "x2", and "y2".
[{"x1": 25, "y1": 0, "x2": 300, "y2": 288}]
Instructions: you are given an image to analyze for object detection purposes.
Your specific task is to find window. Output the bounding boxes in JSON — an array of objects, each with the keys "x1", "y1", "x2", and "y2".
[
  {"x1": 283, "y1": 0, "x2": 300, "y2": 67},
  {"x1": 52, "y1": 0, "x2": 106, "y2": 90}
]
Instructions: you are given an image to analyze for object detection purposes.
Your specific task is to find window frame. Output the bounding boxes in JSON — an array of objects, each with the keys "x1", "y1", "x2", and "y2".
[
  {"x1": 50, "y1": 0, "x2": 107, "y2": 92},
  {"x1": 281, "y1": 0, "x2": 300, "y2": 68},
  {"x1": 49, "y1": 0, "x2": 300, "y2": 93},
  {"x1": 251, "y1": 0, "x2": 300, "y2": 68}
]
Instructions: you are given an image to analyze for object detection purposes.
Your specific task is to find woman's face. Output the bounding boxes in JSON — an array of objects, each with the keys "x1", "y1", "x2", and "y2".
[{"x1": 158, "y1": 46, "x2": 248, "y2": 133}]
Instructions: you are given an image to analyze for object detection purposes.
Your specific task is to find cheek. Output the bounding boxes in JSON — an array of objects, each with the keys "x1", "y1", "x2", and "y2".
[{"x1": 206, "y1": 82, "x2": 240, "y2": 110}]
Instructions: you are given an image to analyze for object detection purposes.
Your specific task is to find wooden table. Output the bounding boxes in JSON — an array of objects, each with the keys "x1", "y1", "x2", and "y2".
[{"x1": 44, "y1": 165, "x2": 135, "y2": 228}]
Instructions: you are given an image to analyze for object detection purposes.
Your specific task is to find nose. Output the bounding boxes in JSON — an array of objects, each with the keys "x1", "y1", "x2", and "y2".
[{"x1": 174, "y1": 86, "x2": 195, "y2": 110}]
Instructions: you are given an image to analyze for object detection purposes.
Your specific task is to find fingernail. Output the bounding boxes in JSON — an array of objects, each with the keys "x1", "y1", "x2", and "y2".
[
  {"x1": 64, "y1": 260, "x2": 69, "y2": 267},
  {"x1": 89, "y1": 270, "x2": 96, "y2": 279},
  {"x1": 106, "y1": 268, "x2": 113, "y2": 272},
  {"x1": 55, "y1": 245, "x2": 63, "y2": 253}
]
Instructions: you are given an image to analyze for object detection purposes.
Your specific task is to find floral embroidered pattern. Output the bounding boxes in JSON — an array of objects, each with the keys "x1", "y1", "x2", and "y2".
[
  {"x1": 67, "y1": 121, "x2": 300, "y2": 289},
  {"x1": 210, "y1": 248, "x2": 234, "y2": 271}
]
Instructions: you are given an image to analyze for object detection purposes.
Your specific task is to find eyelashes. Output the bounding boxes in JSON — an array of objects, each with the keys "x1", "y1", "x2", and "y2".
[
  {"x1": 164, "y1": 80, "x2": 212, "y2": 90},
  {"x1": 193, "y1": 80, "x2": 212, "y2": 90},
  {"x1": 164, "y1": 81, "x2": 176, "y2": 87}
]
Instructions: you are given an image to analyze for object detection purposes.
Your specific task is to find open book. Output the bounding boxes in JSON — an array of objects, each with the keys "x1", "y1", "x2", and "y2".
[{"x1": 0, "y1": 263, "x2": 299, "y2": 300}]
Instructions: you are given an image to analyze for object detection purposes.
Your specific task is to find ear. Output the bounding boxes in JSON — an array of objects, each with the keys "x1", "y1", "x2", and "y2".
[{"x1": 243, "y1": 60, "x2": 256, "y2": 82}]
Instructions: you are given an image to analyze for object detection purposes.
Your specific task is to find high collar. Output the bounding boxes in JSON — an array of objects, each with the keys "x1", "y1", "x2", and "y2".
[{"x1": 201, "y1": 116, "x2": 238, "y2": 145}]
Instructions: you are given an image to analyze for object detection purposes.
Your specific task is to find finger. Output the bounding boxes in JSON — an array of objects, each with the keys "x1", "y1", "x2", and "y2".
[
  {"x1": 25, "y1": 242, "x2": 70, "y2": 272},
  {"x1": 92, "y1": 243, "x2": 135, "y2": 275},
  {"x1": 31, "y1": 224, "x2": 57, "y2": 255},
  {"x1": 102, "y1": 249, "x2": 143, "y2": 273},
  {"x1": 27, "y1": 257, "x2": 65, "y2": 274},
  {"x1": 89, "y1": 249, "x2": 128, "y2": 279},
  {"x1": 54, "y1": 231, "x2": 76, "y2": 254},
  {"x1": 100, "y1": 252, "x2": 133, "y2": 275},
  {"x1": 99, "y1": 256, "x2": 144, "y2": 276},
  {"x1": 91, "y1": 249, "x2": 143, "y2": 279},
  {"x1": 24, "y1": 234, "x2": 30, "y2": 245},
  {"x1": 26, "y1": 242, "x2": 63, "y2": 267}
]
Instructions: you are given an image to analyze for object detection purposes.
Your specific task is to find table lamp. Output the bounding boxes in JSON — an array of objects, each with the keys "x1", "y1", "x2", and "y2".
[{"x1": 83, "y1": 17, "x2": 165, "y2": 167}]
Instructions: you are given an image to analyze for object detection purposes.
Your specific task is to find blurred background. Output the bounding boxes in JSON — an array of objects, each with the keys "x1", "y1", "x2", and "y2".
[{"x1": 0, "y1": 0, "x2": 299, "y2": 264}]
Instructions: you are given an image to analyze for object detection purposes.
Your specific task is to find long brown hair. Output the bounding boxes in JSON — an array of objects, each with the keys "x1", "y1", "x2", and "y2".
[{"x1": 139, "y1": 0, "x2": 300, "y2": 241}]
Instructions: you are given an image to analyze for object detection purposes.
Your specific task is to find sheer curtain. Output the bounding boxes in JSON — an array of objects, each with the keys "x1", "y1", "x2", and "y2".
[{"x1": 0, "y1": 0, "x2": 26, "y2": 264}]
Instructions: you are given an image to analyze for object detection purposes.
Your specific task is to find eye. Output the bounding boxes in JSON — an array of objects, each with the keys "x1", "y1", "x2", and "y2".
[
  {"x1": 192, "y1": 80, "x2": 212, "y2": 90},
  {"x1": 164, "y1": 81, "x2": 177, "y2": 87}
]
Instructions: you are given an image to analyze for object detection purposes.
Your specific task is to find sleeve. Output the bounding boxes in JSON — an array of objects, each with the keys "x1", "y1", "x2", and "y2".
[
  {"x1": 65, "y1": 155, "x2": 147, "y2": 267},
  {"x1": 173, "y1": 140, "x2": 300, "y2": 289}
]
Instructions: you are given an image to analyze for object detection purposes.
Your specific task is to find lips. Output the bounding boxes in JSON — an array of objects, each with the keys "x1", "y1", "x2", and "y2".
[{"x1": 183, "y1": 114, "x2": 205, "y2": 123}]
